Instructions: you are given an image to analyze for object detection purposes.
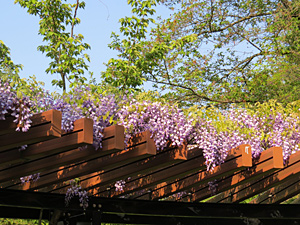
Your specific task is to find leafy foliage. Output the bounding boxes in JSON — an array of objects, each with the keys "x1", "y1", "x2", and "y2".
[
  {"x1": 102, "y1": 0, "x2": 158, "y2": 92},
  {"x1": 0, "y1": 218, "x2": 48, "y2": 225},
  {"x1": 15, "y1": 0, "x2": 90, "y2": 91},
  {"x1": 104, "y1": 0, "x2": 300, "y2": 107},
  {"x1": 0, "y1": 40, "x2": 23, "y2": 75}
]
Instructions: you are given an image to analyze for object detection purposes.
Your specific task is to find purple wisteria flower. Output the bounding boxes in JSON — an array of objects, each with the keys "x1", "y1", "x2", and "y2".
[
  {"x1": 65, "y1": 179, "x2": 89, "y2": 209},
  {"x1": 117, "y1": 100, "x2": 193, "y2": 150}
]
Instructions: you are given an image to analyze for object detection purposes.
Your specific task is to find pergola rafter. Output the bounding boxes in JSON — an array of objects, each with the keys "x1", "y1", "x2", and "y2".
[{"x1": 1, "y1": 109, "x2": 300, "y2": 224}]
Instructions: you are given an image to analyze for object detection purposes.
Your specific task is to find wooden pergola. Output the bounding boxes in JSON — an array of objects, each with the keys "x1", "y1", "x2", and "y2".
[{"x1": 1, "y1": 109, "x2": 300, "y2": 224}]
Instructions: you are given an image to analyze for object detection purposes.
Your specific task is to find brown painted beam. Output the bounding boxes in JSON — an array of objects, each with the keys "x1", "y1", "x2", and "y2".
[
  {"x1": 0, "y1": 116, "x2": 17, "y2": 135},
  {"x1": 0, "y1": 109, "x2": 61, "y2": 151},
  {"x1": 182, "y1": 146, "x2": 284, "y2": 202},
  {"x1": 50, "y1": 143, "x2": 188, "y2": 196},
  {"x1": 0, "y1": 109, "x2": 61, "y2": 136},
  {"x1": 97, "y1": 124, "x2": 125, "y2": 152},
  {"x1": 1, "y1": 123, "x2": 125, "y2": 188},
  {"x1": 99, "y1": 146, "x2": 202, "y2": 198},
  {"x1": 207, "y1": 149, "x2": 300, "y2": 203},
  {"x1": 0, "y1": 118, "x2": 94, "y2": 167},
  {"x1": 0, "y1": 117, "x2": 94, "y2": 183},
  {"x1": 10, "y1": 130, "x2": 156, "y2": 191},
  {"x1": 134, "y1": 144, "x2": 252, "y2": 200},
  {"x1": 250, "y1": 173, "x2": 300, "y2": 204}
]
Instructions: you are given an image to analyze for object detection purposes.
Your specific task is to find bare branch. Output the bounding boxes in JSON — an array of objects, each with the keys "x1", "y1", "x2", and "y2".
[
  {"x1": 195, "y1": 13, "x2": 272, "y2": 36},
  {"x1": 71, "y1": 0, "x2": 79, "y2": 38},
  {"x1": 218, "y1": 52, "x2": 264, "y2": 83}
]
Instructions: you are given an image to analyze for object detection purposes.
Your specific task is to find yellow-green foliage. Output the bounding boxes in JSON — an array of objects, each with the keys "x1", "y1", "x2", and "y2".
[
  {"x1": 0, "y1": 218, "x2": 48, "y2": 225},
  {"x1": 186, "y1": 100, "x2": 300, "y2": 151},
  {"x1": 248, "y1": 100, "x2": 300, "y2": 120}
]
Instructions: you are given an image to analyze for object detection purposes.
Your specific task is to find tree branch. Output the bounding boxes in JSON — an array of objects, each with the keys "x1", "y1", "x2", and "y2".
[
  {"x1": 218, "y1": 52, "x2": 264, "y2": 83},
  {"x1": 148, "y1": 77, "x2": 254, "y2": 104},
  {"x1": 194, "y1": 13, "x2": 272, "y2": 36},
  {"x1": 71, "y1": 0, "x2": 79, "y2": 38}
]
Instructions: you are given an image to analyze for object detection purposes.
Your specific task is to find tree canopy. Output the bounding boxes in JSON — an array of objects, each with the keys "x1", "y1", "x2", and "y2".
[
  {"x1": 103, "y1": 0, "x2": 300, "y2": 107},
  {"x1": 13, "y1": 0, "x2": 90, "y2": 91},
  {"x1": 0, "y1": 0, "x2": 299, "y2": 107}
]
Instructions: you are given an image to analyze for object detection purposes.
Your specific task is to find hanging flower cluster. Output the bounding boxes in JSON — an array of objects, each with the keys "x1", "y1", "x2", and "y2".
[
  {"x1": 65, "y1": 179, "x2": 89, "y2": 209},
  {"x1": 34, "y1": 85, "x2": 118, "y2": 150},
  {"x1": 117, "y1": 100, "x2": 193, "y2": 151},
  {"x1": 0, "y1": 81, "x2": 33, "y2": 132}
]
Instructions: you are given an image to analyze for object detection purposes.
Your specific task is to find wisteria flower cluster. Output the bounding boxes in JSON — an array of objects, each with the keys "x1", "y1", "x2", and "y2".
[
  {"x1": 0, "y1": 81, "x2": 33, "y2": 132},
  {"x1": 192, "y1": 118, "x2": 246, "y2": 170},
  {"x1": 65, "y1": 179, "x2": 89, "y2": 209},
  {"x1": 20, "y1": 173, "x2": 40, "y2": 183},
  {"x1": 267, "y1": 113, "x2": 300, "y2": 161},
  {"x1": 117, "y1": 100, "x2": 193, "y2": 150},
  {"x1": 226, "y1": 108, "x2": 300, "y2": 162},
  {"x1": 191, "y1": 106, "x2": 300, "y2": 170},
  {"x1": 114, "y1": 179, "x2": 126, "y2": 192},
  {"x1": 208, "y1": 180, "x2": 218, "y2": 195},
  {"x1": 35, "y1": 85, "x2": 118, "y2": 150}
]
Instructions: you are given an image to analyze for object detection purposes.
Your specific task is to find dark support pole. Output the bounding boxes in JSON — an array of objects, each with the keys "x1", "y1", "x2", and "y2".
[
  {"x1": 49, "y1": 210, "x2": 62, "y2": 225},
  {"x1": 148, "y1": 189, "x2": 152, "y2": 200},
  {"x1": 38, "y1": 209, "x2": 43, "y2": 225},
  {"x1": 92, "y1": 211, "x2": 102, "y2": 225}
]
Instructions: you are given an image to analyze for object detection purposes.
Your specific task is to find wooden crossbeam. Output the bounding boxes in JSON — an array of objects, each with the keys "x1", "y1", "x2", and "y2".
[
  {"x1": 3, "y1": 206, "x2": 300, "y2": 225},
  {"x1": 0, "y1": 116, "x2": 18, "y2": 135},
  {"x1": 97, "y1": 146, "x2": 201, "y2": 198},
  {"x1": 0, "y1": 118, "x2": 94, "y2": 184},
  {"x1": 4, "y1": 189, "x2": 300, "y2": 222},
  {"x1": 0, "y1": 109, "x2": 60, "y2": 136},
  {"x1": 2, "y1": 124, "x2": 125, "y2": 189},
  {"x1": 0, "y1": 109, "x2": 61, "y2": 151},
  {"x1": 0, "y1": 118, "x2": 94, "y2": 167},
  {"x1": 10, "y1": 130, "x2": 155, "y2": 191},
  {"x1": 207, "y1": 149, "x2": 300, "y2": 203},
  {"x1": 181, "y1": 146, "x2": 284, "y2": 202},
  {"x1": 98, "y1": 124, "x2": 125, "y2": 152},
  {"x1": 250, "y1": 173, "x2": 300, "y2": 204},
  {"x1": 50, "y1": 143, "x2": 187, "y2": 196},
  {"x1": 133, "y1": 144, "x2": 252, "y2": 200}
]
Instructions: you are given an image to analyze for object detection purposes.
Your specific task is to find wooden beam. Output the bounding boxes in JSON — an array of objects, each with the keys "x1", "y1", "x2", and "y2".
[
  {"x1": 0, "y1": 109, "x2": 61, "y2": 136},
  {"x1": 182, "y1": 146, "x2": 284, "y2": 202},
  {"x1": 0, "y1": 123, "x2": 124, "y2": 187},
  {"x1": 49, "y1": 143, "x2": 188, "y2": 196},
  {"x1": 97, "y1": 124, "x2": 125, "y2": 152},
  {"x1": 134, "y1": 144, "x2": 252, "y2": 200},
  {"x1": 250, "y1": 173, "x2": 300, "y2": 204},
  {"x1": 0, "y1": 116, "x2": 17, "y2": 135},
  {"x1": 0, "y1": 118, "x2": 94, "y2": 184},
  {"x1": 0, "y1": 109, "x2": 61, "y2": 151},
  {"x1": 100, "y1": 214, "x2": 300, "y2": 225},
  {"x1": 10, "y1": 130, "x2": 155, "y2": 191},
  {"x1": 207, "y1": 149, "x2": 300, "y2": 203},
  {"x1": 4, "y1": 189, "x2": 300, "y2": 220},
  {"x1": 0, "y1": 118, "x2": 94, "y2": 167},
  {"x1": 99, "y1": 146, "x2": 202, "y2": 198},
  {"x1": 0, "y1": 206, "x2": 51, "y2": 220}
]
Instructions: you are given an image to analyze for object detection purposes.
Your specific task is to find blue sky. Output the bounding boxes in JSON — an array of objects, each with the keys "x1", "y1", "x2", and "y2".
[{"x1": 1, "y1": 1, "x2": 168, "y2": 92}]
